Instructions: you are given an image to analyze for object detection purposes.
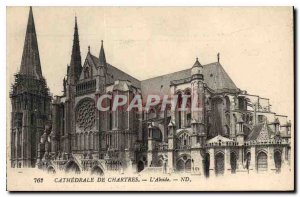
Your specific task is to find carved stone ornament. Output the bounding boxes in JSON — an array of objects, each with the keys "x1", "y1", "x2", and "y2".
[{"x1": 76, "y1": 99, "x2": 96, "y2": 131}]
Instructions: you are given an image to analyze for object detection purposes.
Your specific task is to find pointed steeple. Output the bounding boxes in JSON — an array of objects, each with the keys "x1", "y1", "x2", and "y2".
[
  {"x1": 192, "y1": 57, "x2": 202, "y2": 68},
  {"x1": 68, "y1": 16, "x2": 82, "y2": 84},
  {"x1": 191, "y1": 57, "x2": 204, "y2": 81},
  {"x1": 19, "y1": 6, "x2": 43, "y2": 79},
  {"x1": 99, "y1": 40, "x2": 107, "y2": 66}
]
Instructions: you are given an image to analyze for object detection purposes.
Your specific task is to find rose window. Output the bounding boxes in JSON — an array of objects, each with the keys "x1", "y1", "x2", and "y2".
[{"x1": 76, "y1": 99, "x2": 95, "y2": 131}]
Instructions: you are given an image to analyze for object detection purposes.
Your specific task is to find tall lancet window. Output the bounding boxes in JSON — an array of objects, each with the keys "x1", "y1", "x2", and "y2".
[
  {"x1": 84, "y1": 67, "x2": 90, "y2": 79},
  {"x1": 184, "y1": 89, "x2": 191, "y2": 127},
  {"x1": 108, "y1": 92, "x2": 113, "y2": 130},
  {"x1": 177, "y1": 93, "x2": 183, "y2": 129}
]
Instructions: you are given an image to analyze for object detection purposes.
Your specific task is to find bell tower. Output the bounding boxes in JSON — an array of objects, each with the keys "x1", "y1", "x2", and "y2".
[
  {"x1": 10, "y1": 7, "x2": 51, "y2": 168},
  {"x1": 64, "y1": 16, "x2": 82, "y2": 153}
]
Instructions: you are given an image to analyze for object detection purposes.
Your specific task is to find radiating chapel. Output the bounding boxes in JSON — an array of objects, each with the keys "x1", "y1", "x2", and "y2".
[{"x1": 10, "y1": 7, "x2": 292, "y2": 176}]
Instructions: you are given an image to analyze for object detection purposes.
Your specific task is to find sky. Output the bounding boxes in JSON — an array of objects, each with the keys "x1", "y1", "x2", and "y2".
[{"x1": 6, "y1": 7, "x2": 293, "y2": 120}]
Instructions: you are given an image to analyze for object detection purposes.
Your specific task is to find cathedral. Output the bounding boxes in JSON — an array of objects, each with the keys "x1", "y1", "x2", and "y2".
[{"x1": 10, "y1": 7, "x2": 292, "y2": 177}]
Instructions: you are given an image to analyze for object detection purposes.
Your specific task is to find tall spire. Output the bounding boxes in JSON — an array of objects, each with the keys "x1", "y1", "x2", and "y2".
[
  {"x1": 99, "y1": 40, "x2": 106, "y2": 66},
  {"x1": 19, "y1": 6, "x2": 43, "y2": 79},
  {"x1": 68, "y1": 16, "x2": 82, "y2": 84}
]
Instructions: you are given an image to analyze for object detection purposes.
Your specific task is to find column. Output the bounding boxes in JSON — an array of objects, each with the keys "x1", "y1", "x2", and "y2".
[
  {"x1": 281, "y1": 146, "x2": 287, "y2": 172},
  {"x1": 249, "y1": 146, "x2": 256, "y2": 173},
  {"x1": 268, "y1": 146, "x2": 275, "y2": 173},
  {"x1": 236, "y1": 147, "x2": 247, "y2": 174},
  {"x1": 22, "y1": 111, "x2": 29, "y2": 167},
  {"x1": 15, "y1": 129, "x2": 18, "y2": 166},
  {"x1": 181, "y1": 111, "x2": 185, "y2": 128},
  {"x1": 147, "y1": 126, "x2": 153, "y2": 167},
  {"x1": 167, "y1": 124, "x2": 175, "y2": 174},
  {"x1": 224, "y1": 147, "x2": 231, "y2": 175},
  {"x1": 191, "y1": 148, "x2": 203, "y2": 175},
  {"x1": 209, "y1": 148, "x2": 215, "y2": 176},
  {"x1": 90, "y1": 132, "x2": 93, "y2": 150}
]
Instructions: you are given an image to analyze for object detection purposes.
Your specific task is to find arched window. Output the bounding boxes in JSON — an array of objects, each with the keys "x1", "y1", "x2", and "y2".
[
  {"x1": 233, "y1": 114, "x2": 237, "y2": 136},
  {"x1": 176, "y1": 155, "x2": 191, "y2": 173},
  {"x1": 225, "y1": 96, "x2": 230, "y2": 111},
  {"x1": 245, "y1": 152, "x2": 251, "y2": 170},
  {"x1": 230, "y1": 152, "x2": 237, "y2": 174},
  {"x1": 91, "y1": 166, "x2": 104, "y2": 176},
  {"x1": 137, "y1": 161, "x2": 145, "y2": 172},
  {"x1": 257, "y1": 152, "x2": 268, "y2": 172},
  {"x1": 177, "y1": 132, "x2": 191, "y2": 148},
  {"x1": 107, "y1": 93, "x2": 113, "y2": 130},
  {"x1": 112, "y1": 91, "x2": 118, "y2": 129},
  {"x1": 212, "y1": 97, "x2": 223, "y2": 137},
  {"x1": 215, "y1": 153, "x2": 225, "y2": 176},
  {"x1": 152, "y1": 127, "x2": 162, "y2": 142},
  {"x1": 176, "y1": 159, "x2": 185, "y2": 172},
  {"x1": 84, "y1": 67, "x2": 90, "y2": 79},
  {"x1": 65, "y1": 161, "x2": 81, "y2": 174},
  {"x1": 184, "y1": 90, "x2": 192, "y2": 127},
  {"x1": 224, "y1": 125, "x2": 230, "y2": 137},
  {"x1": 274, "y1": 151, "x2": 282, "y2": 173},
  {"x1": 177, "y1": 93, "x2": 182, "y2": 129},
  {"x1": 204, "y1": 153, "x2": 210, "y2": 177}
]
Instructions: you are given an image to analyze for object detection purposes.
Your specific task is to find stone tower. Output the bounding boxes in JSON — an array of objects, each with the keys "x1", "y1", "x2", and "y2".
[
  {"x1": 190, "y1": 58, "x2": 206, "y2": 142},
  {"x1": 64, "y1": 16, "x2": 82, "y2": 153},
  {"x1": 10, "y1": 7, "x2": 51, "y2": 168},
  {"x1": 190, "y1": 57, "x2": 206, "y2": 175}
]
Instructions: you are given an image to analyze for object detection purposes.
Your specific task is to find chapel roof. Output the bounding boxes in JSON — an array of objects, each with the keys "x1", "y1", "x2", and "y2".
[
  {"x1": 141, "y1": 62, "x2": 238, "y2": 98},
  {"x1": 246, "y1": 122, "x2": 275, "y2": 141},
  {"x1": 85, "y1": 51, "x2": 238, "y2": 96}
]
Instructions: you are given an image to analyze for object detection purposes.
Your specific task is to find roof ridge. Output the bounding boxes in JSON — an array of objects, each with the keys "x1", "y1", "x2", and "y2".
[
  {"x1": 107, "y1": 63, "x2": 141, "y2": 82},
  {"x1": 141, "y1": 62, "x2": 223, "y2": 82},
  {"x1": 141, "y1": 68, "x2": 191, "y2": 82}
]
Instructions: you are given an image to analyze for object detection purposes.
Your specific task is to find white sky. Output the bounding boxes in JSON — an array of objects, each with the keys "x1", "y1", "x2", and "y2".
[{"x1": 7, "y1": 7, "x2": 293, "y2": 120}]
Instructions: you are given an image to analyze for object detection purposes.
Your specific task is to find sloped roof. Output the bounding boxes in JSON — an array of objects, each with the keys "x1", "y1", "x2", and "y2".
[
  {"x1": 246, "y1": 123, "x2": 264, "y2": 141},
  {"x1": 246, "y1": 122, "x2": 275, "y2": 141},
  {"x1": 89, "y1": 53, "x2": 101, "y2": 68},
  {"x1": 207, "y1": 135, "x2": 233, "y2": 143},
  {"x1": 141, "y1": 69, "x2": 191, "y2": 98},
  {"x1": 88, "y1": 54, "x2": 141, "y2": 88},
  {"x1": 85, "y1": 53, "x2": 238, "y2": 96},
  {"x1": 141, "y1": 62, "x2": 238, "y2": 98},
  {"x1": 106, "y1": 63, "x2": 141, "y2": 88}
]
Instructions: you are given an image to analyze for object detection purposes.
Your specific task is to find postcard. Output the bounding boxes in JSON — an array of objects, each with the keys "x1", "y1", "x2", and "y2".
[{"x1": 6, "y1": 6, "x2": 294, "y2": 191}]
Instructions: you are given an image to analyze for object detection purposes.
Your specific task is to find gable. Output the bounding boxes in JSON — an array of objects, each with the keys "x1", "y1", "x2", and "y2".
[
  {"x1": 207, "y1": 135, "x2": 233, "y2": 143},
  {"x1": 256, "y1": 123, "x2": 269, "y2": 141},
  {"x1": 79, "y1": 54, "x2": 99, "y2": 81}
]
